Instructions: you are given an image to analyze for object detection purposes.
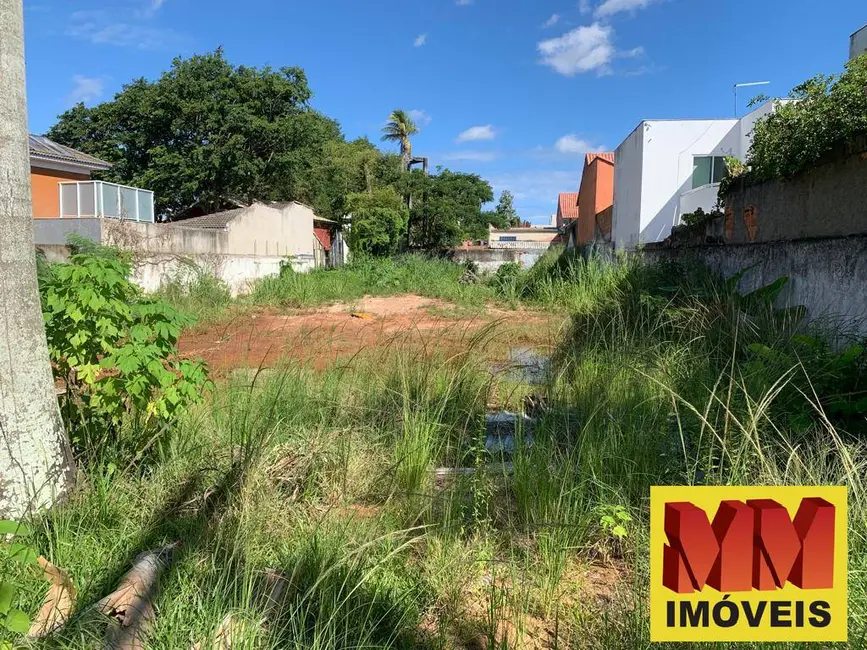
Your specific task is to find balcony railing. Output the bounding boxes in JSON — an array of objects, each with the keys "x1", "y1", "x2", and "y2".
[{"x1": 58, "y1": 181, "x2": 155, "y2": 223}]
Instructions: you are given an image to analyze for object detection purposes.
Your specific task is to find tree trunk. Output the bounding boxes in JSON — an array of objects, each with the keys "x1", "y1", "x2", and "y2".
[{"x1": 0, "y1": 0, "x2": 75, "y2": 519}]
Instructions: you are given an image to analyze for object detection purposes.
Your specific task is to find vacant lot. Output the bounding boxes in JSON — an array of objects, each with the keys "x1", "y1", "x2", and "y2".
[
  {"x1": 180, "y1": 294, "x2": 562, "y2": 374},
  {"x1": 10, "y1": 253, "x2": 866, "y2": 650}
]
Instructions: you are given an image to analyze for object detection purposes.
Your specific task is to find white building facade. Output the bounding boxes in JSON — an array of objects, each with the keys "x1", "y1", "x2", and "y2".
[
  {"x1": 612, "y1": 102, "x2": 782, "y2": 250},
  {"x1": 851, "y1": 24, "x2": 867, "y2": 60}
]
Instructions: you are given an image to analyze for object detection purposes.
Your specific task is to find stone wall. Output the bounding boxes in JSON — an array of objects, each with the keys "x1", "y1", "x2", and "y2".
[{"x1": 643, "y1": 236, "x2": 867, "y2": 335}]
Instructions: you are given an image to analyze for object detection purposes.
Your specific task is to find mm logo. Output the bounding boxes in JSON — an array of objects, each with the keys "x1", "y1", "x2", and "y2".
[{"x1": 650, "y1": 486, "x2": 847, "y2": 642}]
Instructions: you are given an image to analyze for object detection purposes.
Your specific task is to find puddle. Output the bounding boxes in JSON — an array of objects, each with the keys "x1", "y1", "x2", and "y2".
[{"x1": 491, "y1": 347, "x2": 550, "y2": 385}]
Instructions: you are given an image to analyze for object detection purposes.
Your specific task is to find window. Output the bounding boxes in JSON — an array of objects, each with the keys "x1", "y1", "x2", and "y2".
[
  {"x1": 692, "y1": 156, "x2": 728, "y2": 189},
  {"x1": 500, "y1": 236, "x2": 517, "y2": 242}
]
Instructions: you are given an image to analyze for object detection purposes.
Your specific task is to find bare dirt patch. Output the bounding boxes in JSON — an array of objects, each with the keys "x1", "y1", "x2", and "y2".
[{"x1": 179, "y1": 294, "x2": 559, "y2": 375}]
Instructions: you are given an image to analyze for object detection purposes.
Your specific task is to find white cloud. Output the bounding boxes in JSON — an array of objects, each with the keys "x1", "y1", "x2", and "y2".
[
  {"x1": 456, "y1": 0, "x2": 473, "y2": 5},
  {"x1": 555, "y1": 134, "x2": 606, "y2": 154},
  {"x1": 151, "y1": 0, "x2": 167, "y2": 8},
  {"x1": 456, "y1": 125, "x2": 496, "y2": 143},
  {"x1": 414, "y1": 33, "x2": 427, "y2": 47},
  {"x1": 543, "y1": 14, "x2": 560, "y2": 28},
  {"x1": 67, "y1": 75, "x2": 104, "y2": 105},
  {"x1": 537, "y1": 23, "x2": 614, "y2": 76},
  {"x1": 67, "y1": 9, "x2": 187, "y2": 50},
  {"x1": 442, "y1": 150, "x2": 500, "y2": 162},
  {"x1": 408, "y1": 109, "x2": 432, "y2": 126},
  {"x1": 579, "y1": 0, "x2": 593, "y2": 14},
  {"x1": 595, "y1": 0, "x2": 659, "y2": 18}
]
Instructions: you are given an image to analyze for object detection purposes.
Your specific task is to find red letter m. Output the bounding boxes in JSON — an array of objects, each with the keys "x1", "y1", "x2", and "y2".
[{"x1": 662, "y1": 497, "x2": 834, "y2": 593}]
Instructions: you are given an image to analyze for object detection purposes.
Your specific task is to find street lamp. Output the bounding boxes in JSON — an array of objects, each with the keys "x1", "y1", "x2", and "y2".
[{"x1": 733, "y1": 81, "x2": 770, "y2": 117}]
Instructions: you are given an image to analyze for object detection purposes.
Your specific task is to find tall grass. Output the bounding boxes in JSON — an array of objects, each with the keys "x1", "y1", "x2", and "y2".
[
  {"x1": 251, "y1": 254, "x2": 494, "y2": 309},
  {"x1": 8, "y1": 254, "x2": 867, "y2": 649}
]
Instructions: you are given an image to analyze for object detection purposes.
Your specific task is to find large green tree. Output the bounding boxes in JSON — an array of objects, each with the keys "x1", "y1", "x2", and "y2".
[
  {"x1": 48, "y1": 49, "x2": 346, "y2": 221},
  {"x1": 494, "y1": 190, "x2": 520, "y2": 227},
  {"x1": 400, "y1": 169, "x2": 494, "y2": 250},
  {"x1": 345, "y1": 187, "x2": 409, "y2": 257}
]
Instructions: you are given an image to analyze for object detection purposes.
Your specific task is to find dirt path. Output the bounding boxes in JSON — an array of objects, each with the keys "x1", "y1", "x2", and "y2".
[{"x1": 179, "y1": 294, "x2": 562, "y2": 375}]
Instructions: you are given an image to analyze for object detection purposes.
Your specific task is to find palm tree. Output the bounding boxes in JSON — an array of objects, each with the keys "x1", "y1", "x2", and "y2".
[{"x1": 381, "y1": 109, "x2": 419, "y2": 171}]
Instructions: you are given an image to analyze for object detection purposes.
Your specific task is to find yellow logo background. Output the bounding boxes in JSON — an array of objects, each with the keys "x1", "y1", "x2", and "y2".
[{"x1": 649, "y1": 485, "x2": 847, "y2": 642}]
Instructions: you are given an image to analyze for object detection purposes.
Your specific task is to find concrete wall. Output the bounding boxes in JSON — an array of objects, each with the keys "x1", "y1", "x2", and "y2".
[
  {"x1": 679, "y1": 184, "x2": 720, "y2": 216},
  {"x1": 451, "y1": 247, "x2": 546, "y2": 273},
  {"x1": 130, "y1": 254, "x2": 287, "y2": 295},
  {"x1": 103, "y1": 219, "x2": 229, "y2": 255},
  {"x1": 723, "y1": 140, "x2": 867, "y2": 244},
  {"x1": 851, "y1": 25, "x2": 867, "y2": 60},
  {"x1": 220, "y1": 202, "x2": 315, "y2": 257},
  {"x1": 612, "y1": 124, "x2": 644, "y2": 250},
  {"x1": 33, "y1": 211, "x2": 316, "y2": 296},
  {"x1": 33, "y1": 217, "x2": 102, "y2": 245},
  {"x1": 644, "y1": 236, "x2": 867, "y2": 336}
]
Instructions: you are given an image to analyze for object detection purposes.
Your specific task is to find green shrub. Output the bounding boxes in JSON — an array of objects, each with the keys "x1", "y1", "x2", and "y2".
[
  {"x1": 40, "y1": 251, "x2": 212, "y2": 455},
  {"x1": 490, "y1": 262, "x2": 523, "y2": 301},
  {"x1": 747, "y1": 54, "x2": 867, "y2": 182},
  {"x1": 0, "y1": 521, "x2": 37, "y2": 648}
]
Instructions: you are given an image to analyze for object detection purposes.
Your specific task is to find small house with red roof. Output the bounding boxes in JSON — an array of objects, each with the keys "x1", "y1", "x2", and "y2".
[{"x1": 556, "y1": 192, "x2": 580, "y2": 230}]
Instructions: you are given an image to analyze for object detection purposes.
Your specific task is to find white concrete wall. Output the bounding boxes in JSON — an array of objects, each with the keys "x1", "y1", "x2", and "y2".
[
  {"x1": 130, "y1": 254, "x2": 288, "y2": 296},
  {"x1": 679, "y1": 184, "x2": 720, "y2": 217},
  {"x1": 34, "y1": 201, "x2": 323, "y2": 295},
  {"x1": 225, "y1": 202, "x2": 315, "y2": 258},
  {"x1": 612, "y1": 124, "x2": 644, "y2": 250},
  {"x1": 851, "y1": 25, "x2": 867, "y2": 60},
  {"x1": 639, "y1": 119, "x2": 739, "y2": 245}
]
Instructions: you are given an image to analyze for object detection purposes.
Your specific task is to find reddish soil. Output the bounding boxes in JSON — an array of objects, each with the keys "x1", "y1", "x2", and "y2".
[{"x1": 179, "y1": 294, "x2": 560, "y2": 375}]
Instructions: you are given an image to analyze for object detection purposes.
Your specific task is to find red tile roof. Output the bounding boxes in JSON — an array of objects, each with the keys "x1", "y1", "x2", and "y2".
[
  {"x1": 558, "y1": 192, "x2": 580, "y2": 219},
  {"x1": 585, "y1": 152, "x2": 615, "y2": 166}
]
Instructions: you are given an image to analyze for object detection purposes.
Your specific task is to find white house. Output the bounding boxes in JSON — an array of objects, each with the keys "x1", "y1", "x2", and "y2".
[
  {"x1": 852, "y1": 24, "x2": 867, "y2": 60},
  {"x1": 611, "y1": 102, "x2": 784, "y2": 250}
]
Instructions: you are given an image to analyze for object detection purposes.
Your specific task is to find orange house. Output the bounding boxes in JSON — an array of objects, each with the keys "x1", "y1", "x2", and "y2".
[
  {"x1": 576, "y1": 153, "x2": 615, "y2": 246},
  {"x1": 28, "y1": 134, "x2": 112, "y2": 218}
]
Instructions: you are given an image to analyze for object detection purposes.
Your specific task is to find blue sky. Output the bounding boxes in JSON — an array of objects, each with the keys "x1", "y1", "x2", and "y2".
[{"x1": 23, "y1": 0, "x2": 866, "y2": 223}]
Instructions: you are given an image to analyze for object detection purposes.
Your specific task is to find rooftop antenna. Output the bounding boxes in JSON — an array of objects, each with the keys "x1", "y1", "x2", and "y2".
[{"x1": 733, "y1": 81, "x2": 770, "y2": 117}]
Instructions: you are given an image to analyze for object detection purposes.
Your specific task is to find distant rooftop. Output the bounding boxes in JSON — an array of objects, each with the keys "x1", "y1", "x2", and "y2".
[
  {"x1": 174, "y1": 208, "x2": 245, "y2": 230},
  {"x1": 558, "y1": 192, "x2": 580, "y2": 220},
  {"x1": 29, "y1": 134, "x2": 112, "y2": 171},
  {"x1": 175, "y1": 200, "x2": 332, "y2": 229},
  {"x1": 585, "y1": 152, "x2": 615, "y2": 166}
]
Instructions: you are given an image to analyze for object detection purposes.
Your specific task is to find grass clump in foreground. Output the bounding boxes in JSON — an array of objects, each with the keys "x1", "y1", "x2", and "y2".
[{"x1": 4, "y1": 255, "x2": 866, "y2": 649}]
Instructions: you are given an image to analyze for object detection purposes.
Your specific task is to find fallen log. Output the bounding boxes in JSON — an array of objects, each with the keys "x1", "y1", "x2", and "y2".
[{"x1": 97, "y1": 542, "x2": 180, "y2": 650}]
